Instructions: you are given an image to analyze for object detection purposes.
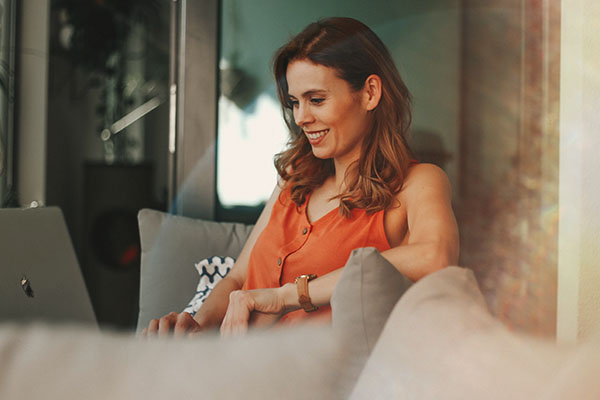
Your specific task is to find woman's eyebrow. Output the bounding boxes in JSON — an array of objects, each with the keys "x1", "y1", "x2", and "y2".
[{"x1": 288, "y1": 89, "x2": 329, "y2": 99}]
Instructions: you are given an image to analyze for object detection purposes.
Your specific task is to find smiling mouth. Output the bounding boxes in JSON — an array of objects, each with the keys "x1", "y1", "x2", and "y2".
[{"x1": 305, "y1": 129, "x2": 329, "y2": 140}]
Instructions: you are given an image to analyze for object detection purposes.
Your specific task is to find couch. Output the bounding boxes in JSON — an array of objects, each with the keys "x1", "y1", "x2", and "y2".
[{"x1": 0, "y1": 209, "x2": 599, "y2": 399}]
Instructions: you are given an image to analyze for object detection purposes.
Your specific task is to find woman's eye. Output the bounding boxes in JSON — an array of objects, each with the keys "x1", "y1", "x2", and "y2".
[
  {"x1": 310, "y1": 98, "x2": 324, "y2": 104},
  {"x1": 288, "y1": 100, "x2": 299, "y2": 108}
]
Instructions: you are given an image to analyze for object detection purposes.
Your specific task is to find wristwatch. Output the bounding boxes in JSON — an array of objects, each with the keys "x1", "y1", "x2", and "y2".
[{"x1": 295, "y1": 274, "x2": 318, "y2": 312}]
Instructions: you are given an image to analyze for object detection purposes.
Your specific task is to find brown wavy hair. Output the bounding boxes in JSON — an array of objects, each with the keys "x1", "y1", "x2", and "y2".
[{"x1": 273, "y1": 17, "x2": 414, "y2": 216}]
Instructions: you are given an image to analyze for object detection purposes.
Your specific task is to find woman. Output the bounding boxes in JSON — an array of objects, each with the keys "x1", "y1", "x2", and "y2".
[{"x1": 145, "y1": 17, "x2": 459, "y2": 337}]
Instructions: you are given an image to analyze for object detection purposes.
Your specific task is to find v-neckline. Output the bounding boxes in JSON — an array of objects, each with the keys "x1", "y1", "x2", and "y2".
[{"x1": 304, "y1": 192, "x2": 340, "y2": 225}]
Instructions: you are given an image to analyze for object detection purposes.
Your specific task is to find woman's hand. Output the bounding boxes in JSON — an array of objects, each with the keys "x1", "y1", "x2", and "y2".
[
  {"x1": 220, "y1": 286, "x2": 291, "y2": 337},
  {"x1": 142, "y1": 311, "x2": 204, "y2": 338}
]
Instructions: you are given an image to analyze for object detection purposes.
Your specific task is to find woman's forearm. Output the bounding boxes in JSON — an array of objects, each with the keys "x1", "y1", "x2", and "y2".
[
  {"x1": 380, "y1": 240, "x2": 458, "y2": 282},
  {"x1": 193, "y1": 276, "x2": 243, "y2": 330}
]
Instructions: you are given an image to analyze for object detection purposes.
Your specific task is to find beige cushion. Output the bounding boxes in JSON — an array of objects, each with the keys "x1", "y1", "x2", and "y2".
[
  {"x1": 330, "y1": 247, "x2": 413, "y2": 394},
  {"x1": 350, "y1": 266, "x2": 600, "y2": 399},
  {"x1": 137, "y1": 209, "x2": 253, "y2": 332},
  {"x1": 0, "y1": 323, "x2": 348, "y2": 400}
]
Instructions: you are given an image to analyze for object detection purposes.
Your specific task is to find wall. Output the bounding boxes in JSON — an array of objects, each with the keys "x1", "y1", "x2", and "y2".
[{"x1": 557, "y1": 0, "x2": 600, "y2": 342}]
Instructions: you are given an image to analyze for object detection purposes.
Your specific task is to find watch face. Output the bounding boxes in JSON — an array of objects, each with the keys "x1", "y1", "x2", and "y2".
[{"x1": 296, "y1": 274, "x2": 317, "y2": 282}]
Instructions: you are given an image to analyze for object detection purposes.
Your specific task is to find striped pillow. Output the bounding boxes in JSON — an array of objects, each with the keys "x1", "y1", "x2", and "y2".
[{"x1": 183, "y1": 256, "x2": 235, "y2": 316}]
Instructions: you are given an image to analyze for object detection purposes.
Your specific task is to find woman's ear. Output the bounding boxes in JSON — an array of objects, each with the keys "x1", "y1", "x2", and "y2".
[{"x1": 363, "y1": 74, "x2": 382, "y2": 111}]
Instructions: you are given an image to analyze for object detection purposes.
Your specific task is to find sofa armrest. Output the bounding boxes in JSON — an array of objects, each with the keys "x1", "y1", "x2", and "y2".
[
  {"x1": 0, "y1": 323, "x2": 347, "y2": 400},
  {"x1": 349, "y1": 267, "x2": 600, "y2": 399}
]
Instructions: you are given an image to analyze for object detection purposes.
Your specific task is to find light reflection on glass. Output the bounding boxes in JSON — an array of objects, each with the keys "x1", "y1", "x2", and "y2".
[{"x1": 217, "y1": 92, "x2": 287, "y2": 207}]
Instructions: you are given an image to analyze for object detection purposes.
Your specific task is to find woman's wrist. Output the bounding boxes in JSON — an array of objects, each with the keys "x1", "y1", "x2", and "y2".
[
  {"x1": 191, "y1": 313, "x2": 213, "y2": 332},
  {"x1": 278, "y1": 282, "x2": 301, "y2": 314}
]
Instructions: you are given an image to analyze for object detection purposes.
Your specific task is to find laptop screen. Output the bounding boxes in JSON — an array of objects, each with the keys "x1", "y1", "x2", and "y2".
[{"x1": 0, "y1": 207, "x2": 97, "y2": 327}]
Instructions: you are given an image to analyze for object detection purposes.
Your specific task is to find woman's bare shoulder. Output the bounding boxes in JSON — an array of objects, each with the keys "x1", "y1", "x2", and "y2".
[
  {"x1": 406, "y1": 162, "x2": 449, "y2": 181},
  {"x1": 400, "y1": 163, "x2": 451, "y2": 200}
]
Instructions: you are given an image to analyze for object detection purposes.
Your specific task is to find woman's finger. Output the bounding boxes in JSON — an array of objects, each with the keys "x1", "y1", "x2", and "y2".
[
  {"x1": 145, "y1": 318, "x2": 159, "y2": 337},
  {"x1": 173, "y1": 312, "x2": 196, "y2": 338},
  {"x1": 221, "y1": 291, "x2": 252, "y2": 337},
  {"x1": 158, "y1": 312, "x2": 178, "y2": 337}
]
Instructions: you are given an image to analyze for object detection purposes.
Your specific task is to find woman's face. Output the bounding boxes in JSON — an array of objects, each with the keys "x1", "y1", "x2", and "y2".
[{"x1": 286, "y1": 60, "x2": 372, "y2": 165}]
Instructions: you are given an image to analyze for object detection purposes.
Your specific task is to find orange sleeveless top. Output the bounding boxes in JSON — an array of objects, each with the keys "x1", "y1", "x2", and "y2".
[{"x1": 242, "y1": 187, "x2": 392, "y2": 325}]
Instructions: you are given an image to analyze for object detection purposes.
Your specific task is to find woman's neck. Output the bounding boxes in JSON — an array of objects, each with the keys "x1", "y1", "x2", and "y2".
[{"x1": 332, "y1": 156, "x2": 358, "y2": 194}]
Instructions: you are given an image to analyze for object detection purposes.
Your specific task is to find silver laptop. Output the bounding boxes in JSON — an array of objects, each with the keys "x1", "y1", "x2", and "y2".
[{"x1": 0, "y1": 206, "x2": 97, "y2": 327}]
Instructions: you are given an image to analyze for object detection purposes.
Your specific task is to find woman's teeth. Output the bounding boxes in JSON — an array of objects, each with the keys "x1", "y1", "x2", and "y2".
[{"x1": 306, "y1": 129, "x2": 329, "y2": 140}]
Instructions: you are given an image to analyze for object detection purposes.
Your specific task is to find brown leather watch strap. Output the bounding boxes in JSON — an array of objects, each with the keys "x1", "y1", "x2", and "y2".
[{"x1": 295, "y1": 274, "x2": 318, "y2": 313}]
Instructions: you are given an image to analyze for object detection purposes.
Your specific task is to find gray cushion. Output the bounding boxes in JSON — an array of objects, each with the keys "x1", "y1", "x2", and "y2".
[
  {"x1": 349, "y1": 266, "x2": 589, "y2": 400},
  {"x1": 136, "y1": 209, "x2": 253, "y2": 331},
  {"x1": 330, "y1": 247, "x2": 413, "y2": 393}
]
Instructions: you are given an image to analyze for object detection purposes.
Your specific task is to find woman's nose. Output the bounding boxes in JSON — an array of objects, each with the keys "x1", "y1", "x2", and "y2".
[{"x1": 294, "y1": 104, "x2": 314, "y2": 126}]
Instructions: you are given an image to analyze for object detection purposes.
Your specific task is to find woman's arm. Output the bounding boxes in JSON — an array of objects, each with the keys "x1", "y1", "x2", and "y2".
[
  {"x1": 143, "y1": 184, "x2": 282, "y2": 337},
  {"x1": 220, "y1": 268, "x2": 343, "y2": 336},
  {"x1": 380, "y1": 163, "x2": 459, "y2": 281},
  {"x1": 191, "y1": 183, "x2": 282, "y2": 329}
]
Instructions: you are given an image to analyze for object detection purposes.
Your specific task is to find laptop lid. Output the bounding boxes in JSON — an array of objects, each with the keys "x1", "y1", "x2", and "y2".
[{"x1": 0, "y1": 206, "x2": 97, "y2": 327}]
